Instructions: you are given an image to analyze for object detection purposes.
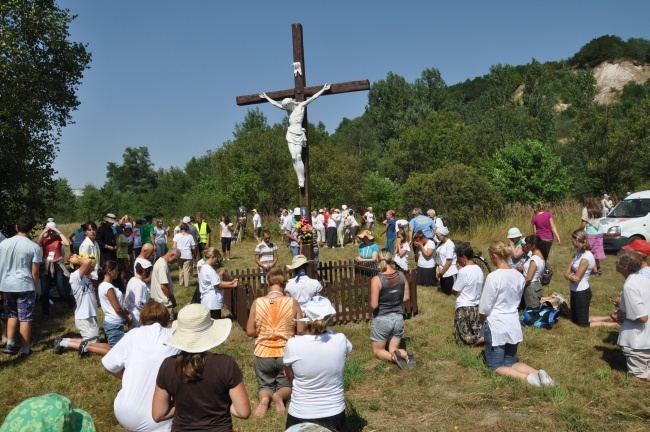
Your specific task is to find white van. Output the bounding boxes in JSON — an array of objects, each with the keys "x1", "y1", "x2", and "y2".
[{"x1": 601, "y1": 190, "x2": 650, "y2": 251}]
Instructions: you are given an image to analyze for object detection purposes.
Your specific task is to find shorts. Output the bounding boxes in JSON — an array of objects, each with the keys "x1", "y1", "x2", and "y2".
[
  {"x1": 2, "y1": 291, "x2": 36, "y2": 322},
  {"x1": 621, "y1": 346, "x2": 650, "y2": 379},
  {"x1": 483, "y1": 322, "x2": 518, "y2": 371},
  {"x1": 103, "y1": 320, "x2": 125, "y2": 348},
  {"x1": 254, "y1": 356, "x2": 291, "y2": 393},
  {"x1": 370, "y1": 313, "x2": 404, "y2": 342},
  {"x1": 523, "y1": 281, "x2": 543, "y2": 309},
  {"x1": 255, "y1": 227, "x2": 262, "y2": 238},
  {"x1": 75, "y1": 317, "x2": 100, "y2": 340}
]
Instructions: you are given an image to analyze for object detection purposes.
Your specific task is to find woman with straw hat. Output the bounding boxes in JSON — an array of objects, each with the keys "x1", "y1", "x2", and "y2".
[
  {"x1": 152, "y1": 304, "x2": 251, "y2": 430},
  {"x1": 355, "y1": 230, "x2": 379, "y2": 266},
  {"x1": 283, "y1": 296, "x2": 352, "y2": 431}
]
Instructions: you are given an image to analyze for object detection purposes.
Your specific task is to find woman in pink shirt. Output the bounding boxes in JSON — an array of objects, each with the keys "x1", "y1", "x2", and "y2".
[{"x1": 531, "y1": 202, "x2": 561, "y2": 259}]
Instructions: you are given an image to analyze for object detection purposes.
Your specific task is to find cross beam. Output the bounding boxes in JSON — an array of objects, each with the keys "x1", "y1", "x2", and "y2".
[{"x1": 236, "y1": 23, "x2": 369, "y2": 270}]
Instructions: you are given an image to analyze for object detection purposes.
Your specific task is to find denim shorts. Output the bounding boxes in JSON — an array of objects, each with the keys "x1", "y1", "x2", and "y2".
[
  {"x1": 2, "y1": 291, "x2": 36, "y2": 322},
  {"x1": 483, "y1": 322, "x2": 518, "y2": 371},
  {"x1": 370, "y1": 313, "x2": 404, "y2": 342},
  {"x1": 103, "y1": 320, "x2": 125, "y2": 348}
]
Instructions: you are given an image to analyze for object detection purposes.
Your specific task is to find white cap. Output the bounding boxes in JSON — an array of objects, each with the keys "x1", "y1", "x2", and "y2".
[
  {"x1": 46, "y1": 222, "x2": 57, "y2": 229},
  {"x1": 182, "y1": 216, "x2": 191, "y2": 223},
  {"x1": 437, "y1": 226, "x2": 450, "y2": 236},
  {"x1": 507, "y1": 227, "x2": 523, "y2": 239},
  {"x1": 342, "y1": 205, "x2": 347, "y2": 210},
  {"x1": 293, "y1": 207, "x2": 301, "y2": 216},
  {"x1": 297, "y1": 296, "x2": 337, "y2": 323}
]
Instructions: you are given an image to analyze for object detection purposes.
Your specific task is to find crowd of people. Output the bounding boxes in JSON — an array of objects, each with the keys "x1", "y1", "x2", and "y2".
[{"x1": 0, "y1": 194, "x2": 648, "y2": 431}]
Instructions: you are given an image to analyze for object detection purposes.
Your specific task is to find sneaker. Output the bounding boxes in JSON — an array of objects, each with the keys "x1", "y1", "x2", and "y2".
[
  {"x1": 3, "y1": 344, "x2": 19, "y2": 355},
  {"x1": 78, "y1": 338, "x2": 93, "y2": 359},
  {"x1": 527, "y1": 373, "x2": 541, "y2": 387},
  {"x1": 538, "y1": 370, "x2": 555, "y2": 386},
  {"x1": 19, "y1": 349, "x2": 34, "y2": 358},
  {"x1": 53, "y1": 337, "x2": 64, "y2": 355}
]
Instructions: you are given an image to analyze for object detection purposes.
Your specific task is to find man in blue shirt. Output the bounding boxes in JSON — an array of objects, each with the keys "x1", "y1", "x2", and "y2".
[
  {"x1": 408, "y1": 208, "x2": 436, "y2": 243},
  {"x1": 0, "y1": 215, "x2": 42, "y2": 356}
]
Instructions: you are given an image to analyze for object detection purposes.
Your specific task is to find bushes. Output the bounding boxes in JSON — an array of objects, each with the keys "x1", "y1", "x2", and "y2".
[{"x1": 402, "y1": 164, "x2": 504, "y2": 230}]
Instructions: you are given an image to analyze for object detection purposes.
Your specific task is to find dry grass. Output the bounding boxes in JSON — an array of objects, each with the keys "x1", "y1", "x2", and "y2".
[{"x1": 1, "y1": 215, "x2": 649, "y2": 431}]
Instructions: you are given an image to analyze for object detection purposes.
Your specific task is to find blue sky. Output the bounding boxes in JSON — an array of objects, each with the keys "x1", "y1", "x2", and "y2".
[{"x1": 54, "y1": 0, "x2": 650, "y2": 189}]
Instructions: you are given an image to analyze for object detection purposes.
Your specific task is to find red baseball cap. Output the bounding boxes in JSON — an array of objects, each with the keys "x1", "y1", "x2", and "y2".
[{"x1": 622, "y1": 239, "x2": 650, "y2": 256}]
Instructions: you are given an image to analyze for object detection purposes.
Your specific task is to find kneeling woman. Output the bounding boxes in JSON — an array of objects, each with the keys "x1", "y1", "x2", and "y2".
[
  {"x1": 452, "y1": 242, "x2": 484, "y2": 346},
  {"x1": 283, "y1": 296, "x2": 352, "y2": 432},
  {"x1": 199, "y1": 248, "x2": 239, "y2": 319},
  {"x1": 369, "y1": 249, "x2": 413, "y2": 368},
  {"x1": 479, "y1": 241, "x2": 555, "y2": 387},
  {"x1": 246, "y1": 268, "x2": 303, "y2": 417},
  {"x1": 152, "y1": 304, "x2": 251, "y2": 429}
]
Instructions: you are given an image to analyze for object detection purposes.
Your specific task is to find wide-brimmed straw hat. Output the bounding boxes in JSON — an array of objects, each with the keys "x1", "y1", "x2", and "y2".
[
  {"x1": 507, "y1": 227, "x2": 523, "y2": 239},
  {"x1": 357, "y1": 230, "x2": 374, "y2": 241},
  {"x1": 296, "y1": 296, "x2": 337, "y2": 323},
  {"x1": 165, "y1": 304, "x2": 232, "y2": 353},
  {"x1": 287, "y1": 254, "x2": 313, "y2": 270}
]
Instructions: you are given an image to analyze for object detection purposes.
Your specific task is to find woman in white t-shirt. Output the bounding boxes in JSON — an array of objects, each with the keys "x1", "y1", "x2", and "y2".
[
  {"x1": 564, "y1": 229, "x2": 619, "y2": 328},
  {"x1": 283, "y1": 296, "x2": 352, "y2": 431},
  {"x1": 435, "y1": 226, "x2": 458, "y2": 295},
  {"x1": 172, "y1": 222, "x2": 196, "y2": 287},
  {"x1": 199, "y1": 247, "x2": 239, "y2": 319},
  {"x1": 153, "y1": 219, "x2": 168, "y2": 259},
  {"x1": 219, "y1": 215, "x2": 234, "y2": 260},
  {"x1": 53, "y1": 254, "x2": 111, "y2": 358},
  {"x1": 521, "y1": 235, "x2": 546, "y2": 309},
  {"x1": 124, "y1": 260, "x2": 153, "y2": 328},
  {"x1": 393, "y1": 230, "x2": 410, "y2": 272},
  {"x1": 479, "y1": 241, "x2": 555, "y2": 387},
  {"x1": 102, "y1": 300, "x2": 180, "y2": 432},
  {"x1": 98, "y1": 261, "x2": 132, "y2": 347},
  {"x1": 452, "y1": 242, "x2": 484, "y2": 346},
  {"x1": 413, "y1": 231, "x2": 436, "y2": 286}
]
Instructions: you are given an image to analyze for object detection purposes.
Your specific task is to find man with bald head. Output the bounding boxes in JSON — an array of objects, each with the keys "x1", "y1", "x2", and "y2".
[
  {"x1": 150, "y1": 247, "x2": 181, "y2": 318},
  {"x1": 134, "y1": 243, "x2": 155, "y2": 274}
]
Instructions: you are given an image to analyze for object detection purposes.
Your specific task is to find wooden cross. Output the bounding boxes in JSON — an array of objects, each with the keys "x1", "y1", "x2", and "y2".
[{"x1": 236, "y1": 23, "x2": 369, "y2": 262}]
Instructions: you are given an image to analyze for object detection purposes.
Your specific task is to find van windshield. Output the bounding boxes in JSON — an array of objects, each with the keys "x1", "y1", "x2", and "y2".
[{"x1": 608, "y1": 199, "x2": 650, "y2": 218}]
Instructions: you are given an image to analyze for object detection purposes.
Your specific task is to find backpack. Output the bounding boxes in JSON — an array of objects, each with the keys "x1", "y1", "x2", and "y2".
[
  {"x1": 540, "y1": 261, "x2": 553, "y2": 285},
  {"x1": 437, "y1": 215, "x2": 448, "y2": 227},
  {"x1": 521, "y1": 302, "x2": 561, "y2": 329}
]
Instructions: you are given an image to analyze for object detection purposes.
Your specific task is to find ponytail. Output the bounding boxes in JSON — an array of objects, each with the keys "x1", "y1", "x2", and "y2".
[{"x1": 377, "y1": 248, "x2": 394, "y2": 272}]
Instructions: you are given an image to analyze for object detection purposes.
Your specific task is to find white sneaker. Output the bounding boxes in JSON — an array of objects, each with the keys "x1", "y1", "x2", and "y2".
[
  {"x1": 527, "y1": 373, "x2": 541, "y2": 387},
  {"x1": 538, "y1": 370, "x2": 555, "y2": 386}
]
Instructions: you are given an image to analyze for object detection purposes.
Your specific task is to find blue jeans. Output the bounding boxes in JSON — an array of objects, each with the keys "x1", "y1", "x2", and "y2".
[
  {"x1": 290, "y1": 246, "x2": 300, "y2": 257},
  {"x1": 40, "y1": 264, "x2": 74, "y2": 315},
  {"x1": 483, "y1": 322, "x2": 518, "y2": 371},
  {"x1": 103, "y1": 320, "x2": 125, "y2": 348}
]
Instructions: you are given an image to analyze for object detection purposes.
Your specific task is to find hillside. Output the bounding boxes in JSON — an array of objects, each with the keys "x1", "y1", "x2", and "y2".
[{"x1": 593, "y1": 60, "x2": 650, "y2": 104}]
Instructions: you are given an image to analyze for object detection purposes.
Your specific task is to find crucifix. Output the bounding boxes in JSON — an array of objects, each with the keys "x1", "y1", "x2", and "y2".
[{"x1": 236, "y1": 23, "x2": 369, "y2": 262}]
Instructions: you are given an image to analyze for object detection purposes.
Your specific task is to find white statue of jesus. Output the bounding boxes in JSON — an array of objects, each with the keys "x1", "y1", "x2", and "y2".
[{"x1": 260, "y1": 83, "x2": 331, "y2": 187}]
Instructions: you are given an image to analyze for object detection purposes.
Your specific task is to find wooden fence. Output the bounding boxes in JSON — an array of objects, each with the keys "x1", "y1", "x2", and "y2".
[{"x1": 222, "y1": 260, "x2": 418, "y2": 329}]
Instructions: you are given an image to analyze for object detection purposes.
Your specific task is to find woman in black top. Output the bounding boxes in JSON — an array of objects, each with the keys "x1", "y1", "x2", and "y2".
[{"x1": 369, "y1": 249, "x2": 413, "y2": 369}]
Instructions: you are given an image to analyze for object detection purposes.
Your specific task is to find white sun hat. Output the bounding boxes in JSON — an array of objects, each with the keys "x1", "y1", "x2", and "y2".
[
  {"x1": 165, "y1": 304, "x2": 232, "y2": 353},
  {"x1": 296, "y1": 296, "x2": 337, "y2": 323},
  {"x1": 507, "y1": 227, "x2": 523, "y2": 239}
]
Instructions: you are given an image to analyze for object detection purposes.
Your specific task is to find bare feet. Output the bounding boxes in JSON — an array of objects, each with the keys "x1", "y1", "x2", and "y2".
[
  {"x1": 254, "y1": 397, "x2": 270, "y2": 417},
  {"x1": 272, "y1": 392, "x2": 286, "y2": 413}
]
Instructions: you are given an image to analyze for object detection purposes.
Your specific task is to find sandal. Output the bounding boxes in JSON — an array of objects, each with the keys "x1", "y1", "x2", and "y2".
[
  {"x1": 405, "y1": 349, "x2": 417, "y2": 370},
  {"x1": 392, "y1": 350, "x2": 408, "y2": 370}
]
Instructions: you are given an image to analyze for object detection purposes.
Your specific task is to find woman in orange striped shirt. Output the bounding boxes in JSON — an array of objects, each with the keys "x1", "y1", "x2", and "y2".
[{"x1": 246, "y1": 268, "x2": 304, "y2": 417}]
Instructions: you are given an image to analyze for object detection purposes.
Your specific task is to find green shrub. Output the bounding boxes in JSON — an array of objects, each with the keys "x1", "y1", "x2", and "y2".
[{"x1": 401, "y1": 163, "x2": 504, "y2": 229}]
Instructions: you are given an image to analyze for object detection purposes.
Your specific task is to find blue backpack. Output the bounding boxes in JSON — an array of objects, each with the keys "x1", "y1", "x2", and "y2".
[{"x1": 521, "y1": 302, "x2": 561, "y2": 329}]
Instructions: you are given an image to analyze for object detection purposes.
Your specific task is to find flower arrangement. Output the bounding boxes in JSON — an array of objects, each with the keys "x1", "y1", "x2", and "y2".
[{"x1": 297, "y1": 217, "x2": 314, "y2": 243}]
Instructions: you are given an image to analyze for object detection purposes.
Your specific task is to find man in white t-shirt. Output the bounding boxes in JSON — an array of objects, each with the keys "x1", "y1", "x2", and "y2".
[
  {"x1": 150, "y1": 248, "x2": 180, "y2": 317},
  {"x1": 252, "y1": 209, "x2": 262, "y2": 243},
  {"x1": 364, "y1": 207, "x2": 375, "y2": 232},
  {"x1": 284, "y1": 255, "x2": 322, "y2": 310}
]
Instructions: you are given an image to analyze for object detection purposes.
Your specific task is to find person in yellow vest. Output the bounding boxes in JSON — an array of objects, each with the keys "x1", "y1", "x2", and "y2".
[{"x1": 195, "y1": 212, "x2": 212, "y2": 257}]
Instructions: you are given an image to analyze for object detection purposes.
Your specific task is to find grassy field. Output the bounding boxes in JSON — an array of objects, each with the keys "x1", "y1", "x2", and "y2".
[{"x1": 1, "y1": 208, "x2": 649, "y2": 431}]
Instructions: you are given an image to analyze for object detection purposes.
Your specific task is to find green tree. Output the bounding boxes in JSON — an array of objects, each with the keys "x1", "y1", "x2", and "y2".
[
  {"x1": 106, "y1": 146, "x2": 157, "y2": 195},
  {"x1": 362, "y1": 172, "x2": 402, "y2": 217},
  {"x1": 366, "y1": 72, "x2": 418, "y2": 143},
  {"x1": 0, "y1": 0, "x2": 91, "y2": 233},
  {"x1": 232, "y1": 108, "x2": 269, "y2": 140},
  {"x1": 42, "y1": 178, "x2": 77, "y2": 223},
  {"x1": 484, "y1": 139, "x2": 571, "y2": 204},
  {"x1": 402, "y1": 164, "x2": 503, "y2": 229}
]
